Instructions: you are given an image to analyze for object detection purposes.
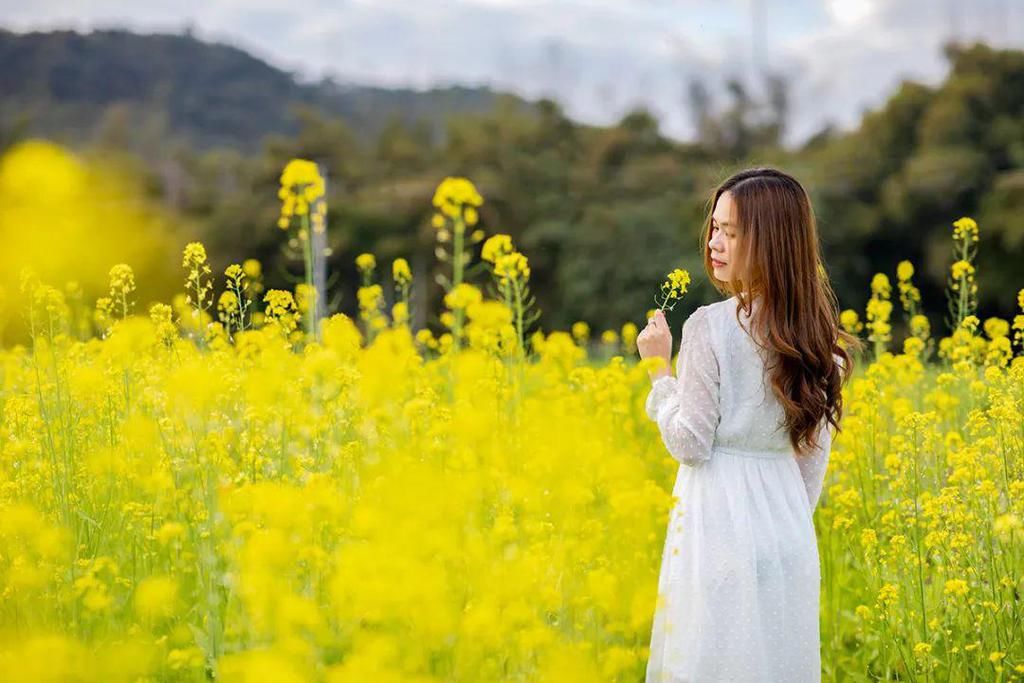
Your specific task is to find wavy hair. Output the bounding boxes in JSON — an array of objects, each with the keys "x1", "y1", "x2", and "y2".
[{"x1": 699, "y1": 167, "x2": 862, "y2": 456}]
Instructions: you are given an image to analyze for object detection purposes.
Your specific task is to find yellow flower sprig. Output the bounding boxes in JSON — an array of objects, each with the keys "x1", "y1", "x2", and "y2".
[
  {"x1": 431, "y1": 176, "x2": 484, "y2": 352},
  {"x1": 1012, "y1": 288, "x2": 1024, "y2": 355},
  {"x1": 263, "y1": 289, "x2": 300, "y2": 344},
  {"x1": 277, "y1": 159, "x2": 326, "y2": 234},
  {"x1": 480, "y1": 234, "x2": 539, "y2": 357},
  {"x1": 896, "y1": 260, "x2": 921, "y2": 317},
  {"x1": 431, "y1": 177, "x2": 483, "y2": 233},
  {"x1": 356, "y1": 253, "x2": 387, "y2": 342},
  {"x1": 356, "y1": 253, "x2": 376, "y2": 285},
  {"x1": 149, "y1": 302, "x2": 177, "y2": 348},
  {"x1": 277, "y1": 159, "x2": 328, "y2": 342},
  {"x1": 392, "y1": 258, "x2": 412, "y2": 328},
  {"x1": 219, "y1": 264, "x2": 252, "y2": 339},
  {"x1": 866, "y1": 272, "x2": 893, "y2": 359},
  {"x1": 108, "y1": 264, "x2": 136, "y2": 321},
  {"x1": 946, "y1": 216, "x2": 979, "y2": 331},
  {"x1": 654, "y1": 268, "x2": 691, "y2": 312},
  {"x1": 182, "y1": 242, "x2": 213, "y2": 346}
]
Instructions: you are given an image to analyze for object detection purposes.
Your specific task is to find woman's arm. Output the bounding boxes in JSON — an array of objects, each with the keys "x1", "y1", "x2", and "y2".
[
  {"x1": 644, "y1": 306, "x2": 721, "y2": 467},
  {"x1": 796, "y1": 353, "x2": 844, "y2": 512},
  {"x1": 795, "y1": 421, "x2": 832, "y2": 512}
]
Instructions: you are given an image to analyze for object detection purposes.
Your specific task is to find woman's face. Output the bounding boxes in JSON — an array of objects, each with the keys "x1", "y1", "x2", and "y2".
[{"x1": 709, "y1": 191, "x2": 745, "y2": 283}]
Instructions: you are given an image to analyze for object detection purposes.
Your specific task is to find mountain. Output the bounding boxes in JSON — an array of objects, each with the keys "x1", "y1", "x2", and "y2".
[{"x1": 0, "y1": 27, "x2": 535, "y2": 151}]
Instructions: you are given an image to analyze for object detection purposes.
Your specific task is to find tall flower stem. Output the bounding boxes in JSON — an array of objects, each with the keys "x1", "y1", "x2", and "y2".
[
  {"x1": 301, "y1": 213, "x2": 316, "y2": 341},
  {"x1": 452, "y1": 215, "x2": 466, "y2": 352}
]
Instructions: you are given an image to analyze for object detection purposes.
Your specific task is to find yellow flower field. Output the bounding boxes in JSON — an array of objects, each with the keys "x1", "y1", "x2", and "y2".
[{"x1": 0, "y1": 151, "x2": 1022, "y2": 681}]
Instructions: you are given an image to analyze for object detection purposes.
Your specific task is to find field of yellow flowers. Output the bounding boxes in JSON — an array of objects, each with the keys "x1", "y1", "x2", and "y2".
[{"x1": 0, "y1": 147, "x2": 1022, "y2": 681}]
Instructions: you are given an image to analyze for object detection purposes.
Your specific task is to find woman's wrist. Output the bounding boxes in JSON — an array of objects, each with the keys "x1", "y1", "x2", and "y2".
[{"x1": 649, "y1": 367, "x2": 672, "y2": 382}]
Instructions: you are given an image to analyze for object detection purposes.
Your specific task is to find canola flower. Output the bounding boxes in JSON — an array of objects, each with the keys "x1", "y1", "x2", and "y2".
[
  {"x1": 356, "y1": 252, "x2": 376, "y2": 277},
  {"x1": 263, "y1": 288, "x2": 301, "y2": 344},
  {"x1": 94, "y1": 266, "x2": 137, "y2": 339},
  {"x1": 620, "y1": 321, "x2": 639, "y2": 356},
  {"x1": 1013, "y1": 288, "x2": 1024, "y2": 355},
  {"x1": 357, "y1": 283, "x2": 387, "y2": 339},
  {"x1": 108, "y1": 263, "x2": 136, "y2": 321},
  {"x1": 947, "y1": 216, "x2": 980, "y2": 331},
  {"x1": 277, "y1": 158, "x2": 326, "y2": 234},
  {"x1": 278, "y1": 159, "x2": 328, "y2": 341},
  {"x1": 892, "y1": 257, "x2": 935, "y2": 362},
  {"x1": 220, "y1": 263, "x2": 252, "y2": 337},
  {"x1": 481, "y1": 234, "x2": 539, "y2": 358},
  {"x1": 431, "y1": 176, "x2": 483, "y2": 230},
  {"x1": 655, "y1": 268, "x2": 691, "y2": 312},
  {"x1": 1, "y1": 200, "x2": 1024, "y2": 683},
  {"x1": 243, "y1": 258, "x2": 264, "y2": 291},
  {"x1": 182, "y1": 241, "x2": 214, "y2": 344},
  {"x1": 0, "y1": 284, "x2": 8, "y2": 344},
  {"x1": 896, "y1": 259, "x2": 922, "y2": 320},
  {"x1": 571, "y1": 320, "x2": 590, "y2": 345},
  {"x1": 392, "y1": 257, "x2": 412, "y2": 286},
  {"x1": 866, "y1": 272, "x2": 893, "y2": 358},
  {"x1": 354, "y1": 253, "x2": 389, "y2": 343},
  {"x1": 840, "y1": 309, "x2": 864, "y2": 335},
  {"x1": 952, "y1": 216, "x2": 979, "y2": 243},
  {"x1": 432, "y1": 177, "x2": 486, "y2": 352},
  {"x1": 391, "y1": 257, "x2": 413, "y2": 330},
  {"x1": 444, "y1": 282, "x2": 483, "y2": 311},
  {"x1": 149, "y1": 302, "x2": 177, "y2": 348},
  {"x1": 0, "y1": 140, "x2": 182, "y2": 344}
]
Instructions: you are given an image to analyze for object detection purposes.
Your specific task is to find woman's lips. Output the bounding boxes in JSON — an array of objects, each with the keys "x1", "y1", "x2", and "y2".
[{"x1": 711, "y1": 258, "x2": 727, "y2": 267}]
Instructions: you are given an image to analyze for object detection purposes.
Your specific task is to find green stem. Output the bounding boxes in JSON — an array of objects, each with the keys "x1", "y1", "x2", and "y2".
[
  {"x1": 302, "y1": 213, "x2": 316, "y2": 342},
  {"x1": 452, "y1": 215, "x2": 465, "y2": 352}
]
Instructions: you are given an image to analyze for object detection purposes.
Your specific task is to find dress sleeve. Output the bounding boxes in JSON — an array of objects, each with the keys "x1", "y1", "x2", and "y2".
[
  {"x1": 795, "y1": 353, "x2": 843, "y2": 512},
  {"x1": 644, "y1": 306, "x2": 720, "y2": 467},
  {"x1": 795, "y1": 420, "x2": 831, "y2": 512}
]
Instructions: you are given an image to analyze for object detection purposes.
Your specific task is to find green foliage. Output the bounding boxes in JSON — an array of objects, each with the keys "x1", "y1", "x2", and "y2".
[{"x1": 5, "y1": 30, "x2": 1024, "y2": 338}]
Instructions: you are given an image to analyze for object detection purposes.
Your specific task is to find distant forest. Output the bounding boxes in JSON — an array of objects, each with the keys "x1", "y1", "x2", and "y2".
[{"x1": 2, "y1": 28, "x2": 1023, "y2": 337}]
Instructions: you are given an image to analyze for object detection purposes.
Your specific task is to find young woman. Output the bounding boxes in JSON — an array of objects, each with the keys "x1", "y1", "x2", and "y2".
[{"x1": 636, "y1": 167, "x2": 860, "y2": 682}]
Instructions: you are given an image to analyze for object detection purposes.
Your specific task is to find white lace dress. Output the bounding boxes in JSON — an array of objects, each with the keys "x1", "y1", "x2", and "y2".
[{"x1": 643, "y1": 295, "x2": 836, "y2": 683}]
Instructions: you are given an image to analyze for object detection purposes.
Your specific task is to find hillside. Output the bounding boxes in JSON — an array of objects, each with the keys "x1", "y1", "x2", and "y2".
[{"x1": 0, "y1": 28, "x2": 535, "y2": 151}]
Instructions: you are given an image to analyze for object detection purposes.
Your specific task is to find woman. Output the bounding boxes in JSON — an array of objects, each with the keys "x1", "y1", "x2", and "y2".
[{"x1": 636, "y1": 167, "x2": 860, "y2": 682}]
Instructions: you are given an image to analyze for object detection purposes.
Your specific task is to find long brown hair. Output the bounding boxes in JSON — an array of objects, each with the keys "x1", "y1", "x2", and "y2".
[{"x1": 699, "y1": 167, "x2": 862, "y2": 456}]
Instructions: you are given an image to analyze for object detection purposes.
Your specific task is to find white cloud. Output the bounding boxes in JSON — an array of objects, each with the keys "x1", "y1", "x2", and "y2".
[
  {"x1": 2, "y1": 0, "x2": 1022, "y2": 147},
  {"x1": 777, "y1": 0, "x2": 1024, "y2": 143}
]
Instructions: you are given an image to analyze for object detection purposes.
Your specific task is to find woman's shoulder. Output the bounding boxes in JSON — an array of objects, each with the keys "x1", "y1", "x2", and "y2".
[
  {"x1": 692, "y1": 295, "x2": 741, "y2": 323},
  {"x1": 680, "y1": 298, "x2": 734, "y2": 345}
]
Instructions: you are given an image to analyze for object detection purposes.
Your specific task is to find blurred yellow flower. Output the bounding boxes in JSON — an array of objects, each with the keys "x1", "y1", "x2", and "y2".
[
  {"x1": 444, "y1": 283, "x2": 483, "y2": 310},
  {"x1": 277, "y1": 158, "x2": 326, "y2": 232},
  {"x1": 944, "y1": 579, "x2": 969, "y2": 598},
  {"x1": 243, "y1": 258, "x2": 262, "y2": 279},
  {"x1": 356, "y1": 253, "x2": 376, "y2": 272},
  {"x1": 134, "y1": 575, "x2": 178, "y2": 622},
  {"x1": 432, "y1": 176, "x2": 482, "y2": 215},
  {"x1": 952, "y1": 216, "x2": 979, "y2": 243},
  {"x1": 482, "y1": 234, "x2": 513, "y2": 264},
  {"x1": 840, "y1": 309, "x2": 863, "y2": 334},
  {"x1": 392, "y1": 258, "x2": 412, "y2": 285},
  {"x1": 951, "y1": 259, "x2": 975, "y2": 282}
]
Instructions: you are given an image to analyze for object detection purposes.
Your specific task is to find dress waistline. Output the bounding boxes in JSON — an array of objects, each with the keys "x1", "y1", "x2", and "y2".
[{"x1": 713, "y1": 444, "x2": 794, "y2": 460}]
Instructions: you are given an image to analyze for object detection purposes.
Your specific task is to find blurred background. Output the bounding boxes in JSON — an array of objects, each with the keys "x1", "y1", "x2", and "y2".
[{"x1": 1, "y1": 0, "x2": 1022, "y2": 345}]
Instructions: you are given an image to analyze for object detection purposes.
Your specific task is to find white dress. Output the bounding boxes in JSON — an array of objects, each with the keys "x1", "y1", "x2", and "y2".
[{"x1": 643, "y1": 295, "x2": 836, "y2": 683}]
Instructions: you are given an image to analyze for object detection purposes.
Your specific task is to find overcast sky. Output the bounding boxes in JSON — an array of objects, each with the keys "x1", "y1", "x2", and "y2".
[{"x1": 3, "y1": 0, "x2": 1022, "y2": 147}]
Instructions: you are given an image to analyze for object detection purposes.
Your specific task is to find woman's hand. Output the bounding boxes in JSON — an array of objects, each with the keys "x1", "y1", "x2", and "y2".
[{"x1": 637, "y1": 309, "x2": 673, "y2": 381}]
